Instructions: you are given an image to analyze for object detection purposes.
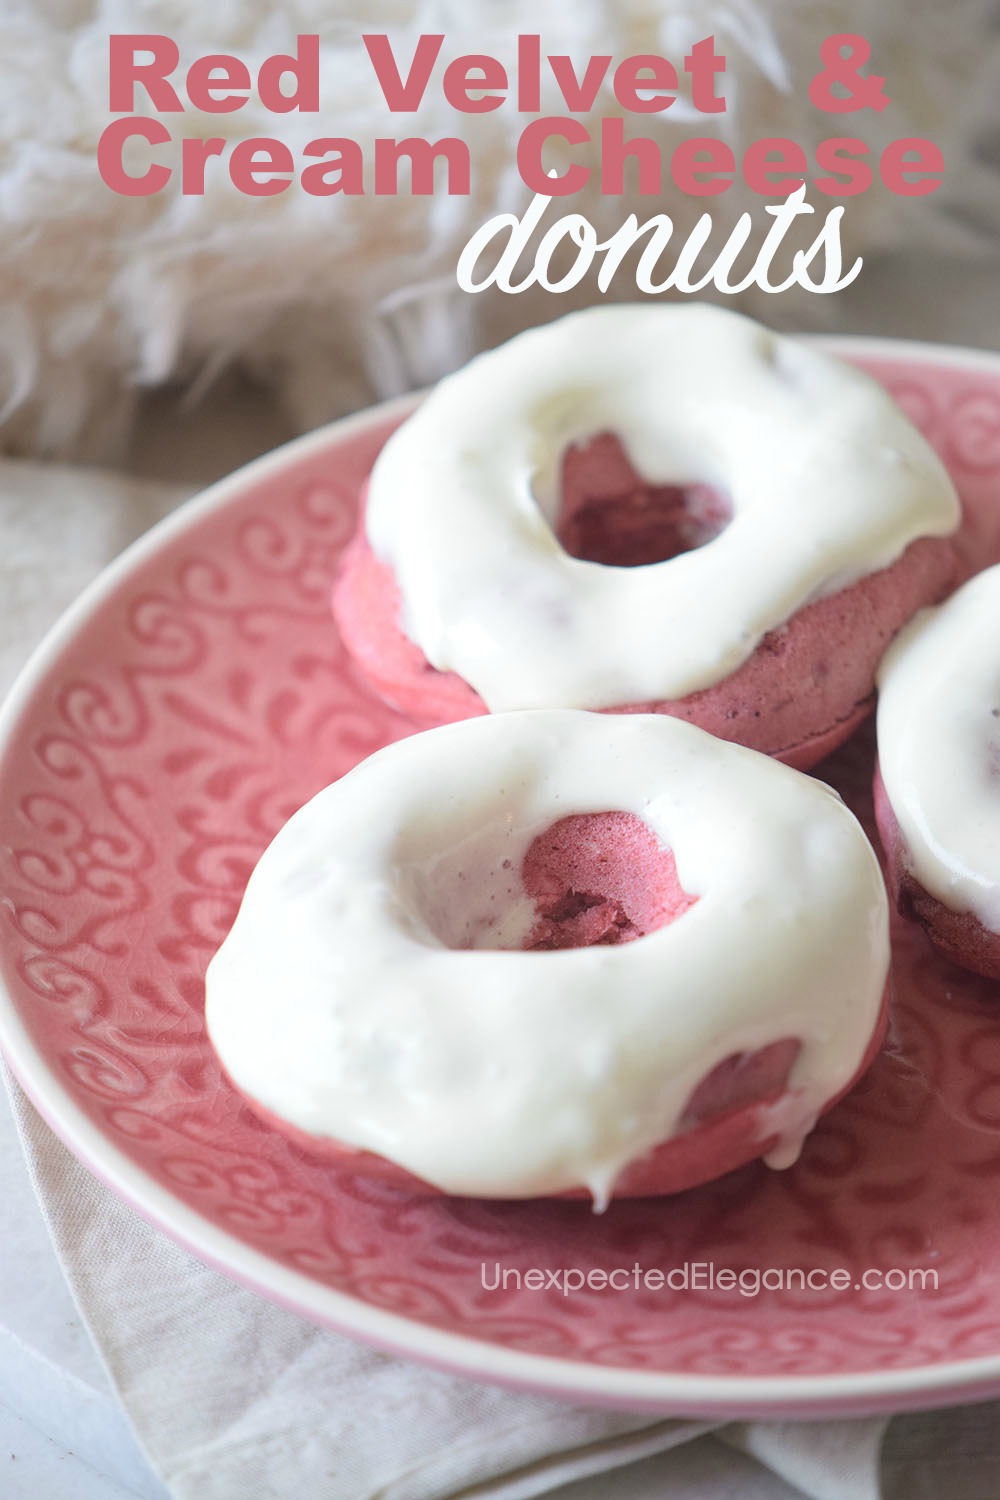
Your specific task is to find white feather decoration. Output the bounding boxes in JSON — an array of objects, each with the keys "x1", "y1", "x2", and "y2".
[{"x1": 0, "y1": 0, "x2": 998, "y2": 457}]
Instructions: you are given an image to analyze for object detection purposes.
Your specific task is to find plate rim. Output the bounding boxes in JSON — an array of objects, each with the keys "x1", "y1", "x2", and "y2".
[{"x1": 3, "y1": 333, "x2": 1000, "y2": 1419}]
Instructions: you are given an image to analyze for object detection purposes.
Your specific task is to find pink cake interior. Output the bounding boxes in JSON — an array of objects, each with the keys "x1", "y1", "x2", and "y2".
[{"x1": 521, "y1": 809, "x2": 696, "y2": 950}]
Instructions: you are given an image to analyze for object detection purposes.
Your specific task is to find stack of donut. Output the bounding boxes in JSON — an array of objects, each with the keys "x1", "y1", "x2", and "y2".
[{"x1": 207, "y1": 304, "x2": 989, "y2": 1207}]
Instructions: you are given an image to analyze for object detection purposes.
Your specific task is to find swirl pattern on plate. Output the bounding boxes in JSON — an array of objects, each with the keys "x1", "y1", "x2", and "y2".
[{"x1": 1, "y1": 357, "x2": 1000, "y2": 1385}]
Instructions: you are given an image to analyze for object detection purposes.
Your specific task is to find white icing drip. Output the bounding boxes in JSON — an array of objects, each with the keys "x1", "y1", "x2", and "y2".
[
  {"x1": 205, "y1": 711, "x2": 890, "y2": 1200},
  {"x1": 365, "y1": 304, "x2": 959, "y2": 712},
  {"x1": 877, "y1": 563, "x2": 1000, "y2": 933},
  {"x1": 756, "y1": 1091, "x2": 819, "y2": 1171}
]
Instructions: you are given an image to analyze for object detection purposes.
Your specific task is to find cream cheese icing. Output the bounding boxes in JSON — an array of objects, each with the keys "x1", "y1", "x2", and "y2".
[
  {"x1": 364, "y1": 304, "x2": 959, "y2": 713},
  {"x1": 205, "y1": 711, "x2": 890, "y2": 1203},
  {"x1": 877, "y1": 563, "x2": 1000, "y2": 934}
]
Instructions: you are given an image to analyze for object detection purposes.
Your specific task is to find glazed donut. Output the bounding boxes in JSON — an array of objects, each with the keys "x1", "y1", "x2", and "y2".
[
  {"x1": 206, "y1": 711, "x2": 891, "y2": 1204},
  {"x1": 333, "y1": 304, "x2": 959, "y2": 769},
  {"x1": 875, "y1": 563, "x2": 1000, "y2": 980}
]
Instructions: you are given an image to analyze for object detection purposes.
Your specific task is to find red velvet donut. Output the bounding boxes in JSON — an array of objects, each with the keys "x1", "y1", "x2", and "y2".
[
  {"x1": 224, "y1": 807, "x2": 890, "y2": 1201},
  {"x1": 334, "y1": 435, "x2": 955, "y2": 771}
]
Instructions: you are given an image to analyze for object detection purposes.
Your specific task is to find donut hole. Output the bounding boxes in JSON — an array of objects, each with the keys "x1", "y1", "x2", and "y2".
[
  {"x1": 406, "y1": 810, "x2": 696, "y2": 953},
  {"x1": 521, "y1": 811, "x2": 696, "y2": 950},
  {"x1": 556, "y1": 432, "x2": 731, "y2": 568}
]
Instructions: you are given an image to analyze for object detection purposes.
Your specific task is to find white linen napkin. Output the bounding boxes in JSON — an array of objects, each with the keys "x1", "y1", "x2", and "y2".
[
  {"x1": 5, "y1": 1071, "x2": 886, "y2": 1500},
  {"x1": 0, "y1": 453, "x2": 954, "y2": 1500}
]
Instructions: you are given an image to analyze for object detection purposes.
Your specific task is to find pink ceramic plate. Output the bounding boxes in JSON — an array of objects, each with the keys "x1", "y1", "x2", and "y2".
[{"x1": 2, "y1": 337, "x2": 1000, "y2": 1420}]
